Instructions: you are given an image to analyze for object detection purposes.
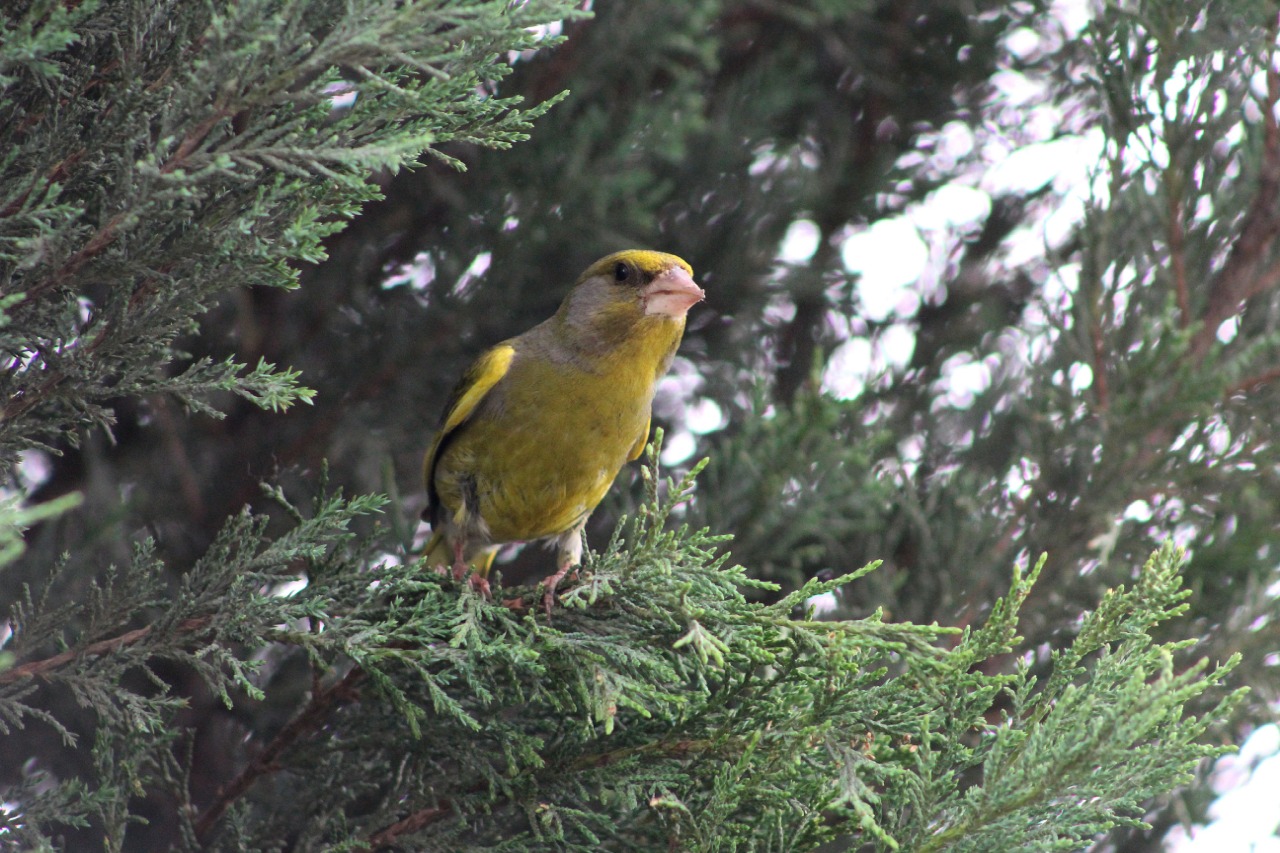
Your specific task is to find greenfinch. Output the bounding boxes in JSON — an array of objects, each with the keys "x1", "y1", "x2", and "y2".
[{"x1": 422, "y1": 249, "x2": 705, "y2": 611}]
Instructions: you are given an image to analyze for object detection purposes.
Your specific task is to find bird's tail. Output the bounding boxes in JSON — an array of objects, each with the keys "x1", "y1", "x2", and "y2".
[{"x1": 422, "y1": 531, "x2": 450, "y2": 568}]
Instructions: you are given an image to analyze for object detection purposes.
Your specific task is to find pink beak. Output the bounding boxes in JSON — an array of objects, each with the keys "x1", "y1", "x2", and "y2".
[{"x1": 643, "y1": 266, "x2": 705, "y2": 318}]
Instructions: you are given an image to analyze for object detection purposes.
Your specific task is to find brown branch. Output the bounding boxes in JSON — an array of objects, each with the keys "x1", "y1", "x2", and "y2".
[
  {"x1": 364, "y1": 803, "x2": 455, "y2": 850},
  {"x1": 160, "y1": 107, "x2": 233, "y2": 175},
  {"x1": 194, "y1": 665, "x2": 367, "y2": 841},
  {"x1": 1167, "y1": 188, "x2": 1190, "y2": 327},
  {"x1": 4, "y1": 608, "x2": 386, "y2": 843},
  {"x1": 4, "y1": 60, "x2": 114, "y2": 207},
  {"x1": 1239, "y1": 252, "x2": 1280, "y2": 307},
  {"x1": 11, "y1": 102, "x2": 231, "y2": 311},
  {"x1": 1226, "y1": 364, "x2": 1280, "y2": 397},
  {"x1": 1191, "y1": 15, "x2": 1280, "y2": 358},
  {"x1": 0, "y1": 616, "x2": 211, "y2": 684},
  {"x1": 4, "y1": 250, "x2": 182, "y2": 424},
  {"x1": 1089, "y1": 307, "x2": 1111, "y2": 412},
  {"x1": 0, "y1": 368, "x2": 67, "y2": 425},
  {"x1": 24, "y1": 209, "x2": 129, "y2": 301},
  {"x1": 0, "y1": 311, "x2": 120, "y2": 424},
  {"x1": 0, "y1": 150, "x2": 87, "y2": 219},
  {"x1": 8, "y1": 208, "x2": 135, "y2": 316}
]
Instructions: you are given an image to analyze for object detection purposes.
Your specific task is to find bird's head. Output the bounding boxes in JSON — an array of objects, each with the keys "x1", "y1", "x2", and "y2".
[{"x1": 557, "y1": 250, "x2": 704, "y2": 345}]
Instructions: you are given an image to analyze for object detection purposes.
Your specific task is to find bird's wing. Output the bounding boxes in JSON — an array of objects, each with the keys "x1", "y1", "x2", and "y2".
[
  {"x1": 423, "y1": 344, "x2": 516, "y2": 522},
  {"x1": 627, "y1": 414, "x2": 651, "y2": 462}
]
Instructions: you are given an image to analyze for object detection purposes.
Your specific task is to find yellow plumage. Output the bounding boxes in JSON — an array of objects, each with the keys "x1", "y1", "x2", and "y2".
[{"x1": 422, "y1": 250, "x2": 704, "y2": 609}]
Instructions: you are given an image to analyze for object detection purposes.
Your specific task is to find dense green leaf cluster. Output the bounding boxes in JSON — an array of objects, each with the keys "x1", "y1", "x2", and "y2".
[
  {"x1": 0, "y1": 441, "x2": 1243, "y2": 850},
  {"x1": 0, "y1": 0, "x2": 577, "y2": 456}
]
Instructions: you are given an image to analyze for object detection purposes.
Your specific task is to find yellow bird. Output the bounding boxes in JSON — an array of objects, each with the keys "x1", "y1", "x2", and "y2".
[{"x1": 422, "y1": 249, "x2": 705, "y2": 611}]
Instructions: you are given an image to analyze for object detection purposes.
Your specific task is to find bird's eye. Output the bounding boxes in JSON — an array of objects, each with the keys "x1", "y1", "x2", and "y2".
[{"x1": 613, "y1": 262, "x2": 629, "y2": 282}]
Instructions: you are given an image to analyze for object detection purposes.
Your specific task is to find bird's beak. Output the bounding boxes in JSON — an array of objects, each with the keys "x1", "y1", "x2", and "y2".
[{"x1": 642, "y1": 266, "x2": 705, "y2": 318}]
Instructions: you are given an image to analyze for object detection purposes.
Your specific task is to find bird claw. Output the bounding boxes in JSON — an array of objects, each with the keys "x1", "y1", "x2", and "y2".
[
  {"x1": 442, "y1": 544, "x2": 490, "y2": 598},
  {"x1": 539, "y1": 565, "x2": 578, "y2": 616},
  {"x1": 469, "y1": 572, "x2": 492, "y2": 599}
]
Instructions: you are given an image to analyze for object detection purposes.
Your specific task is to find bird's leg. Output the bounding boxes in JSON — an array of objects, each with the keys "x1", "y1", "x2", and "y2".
[
  {"x1": 541, "y1": 526, "x2": 585, "y2": 615},
  {"x1": 451, "y1": 540, "x2": 469, "y2": 582},
  {"x1": 541, "y1": 560, "x2": 572, "y2": 617},
  {"x1": 453, "y1": 542, "x2": 493, "y2": 598}
]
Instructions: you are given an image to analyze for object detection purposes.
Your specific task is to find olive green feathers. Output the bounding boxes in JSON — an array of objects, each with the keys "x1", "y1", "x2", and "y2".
[{"x1": 422, "y1": 250, "x2": 704, "y2": 609}]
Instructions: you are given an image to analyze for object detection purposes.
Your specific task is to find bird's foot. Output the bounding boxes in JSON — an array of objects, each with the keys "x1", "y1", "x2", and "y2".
[
  {"x1": 468, "y1": 572, "x2": 492, "y2": 599},
  {"x1": 540, "y1": 565, "x2": 574, "y2": 616}
]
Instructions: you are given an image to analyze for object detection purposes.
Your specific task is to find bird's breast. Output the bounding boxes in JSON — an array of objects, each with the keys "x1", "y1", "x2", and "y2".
[{"x1": 438, "y1": 350, "x2": 659, "y2": 543}]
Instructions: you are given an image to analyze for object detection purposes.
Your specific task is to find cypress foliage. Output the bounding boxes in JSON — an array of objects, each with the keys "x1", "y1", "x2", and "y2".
[{"x1": 1, "y1": 1, "x2": 1273, "y2": 851}]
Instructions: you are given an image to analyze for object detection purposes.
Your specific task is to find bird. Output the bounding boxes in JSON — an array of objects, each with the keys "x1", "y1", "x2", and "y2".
[{"x1": 421, "y1": 249, "x2": 705, "y2": 612}]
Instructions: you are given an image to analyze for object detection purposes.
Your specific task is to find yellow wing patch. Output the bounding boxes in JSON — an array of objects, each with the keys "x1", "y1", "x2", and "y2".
[
  {"x1": 439, "y1": 344, "x2": 515, "y2": 437},
  {"x1": 423, "y1": 344, "x2": 515, "y2": 517}
]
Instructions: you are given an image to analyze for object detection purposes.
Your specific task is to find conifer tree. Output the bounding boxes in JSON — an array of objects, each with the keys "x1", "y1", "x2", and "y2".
[{"x1": 0, "y1": 1, "x2": 1273, "y2": 851}]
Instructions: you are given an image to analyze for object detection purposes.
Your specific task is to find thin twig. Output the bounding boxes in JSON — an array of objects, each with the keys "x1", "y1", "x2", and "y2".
[
  {"x1": 1226, "y1": 364, "x2": 1280, "y2": 397},
  {"x1": 194, "y1": 665, "x2": 367, "y2": 840},
  {"x1": 364, "y1": 803, "x2": 454, "y2": 849},
  {"x1": 9, "y1": 209, "x2": 129, "y2": 309},
  {"x1": 0, "y1": 616, "x2": 211, "y2": 684},
  {"x1": 160, "y1": 107, "x2": 233, "y2": 175},
  {"x1": 1089, "y1": 310, "x2": 1111, "y2": 411},
  {"x1": 0, "y1": 368, "x2": 66, "y2": 425},
  {"x1": 10, "y1": 102, "x2": 233, "y2": 313}
]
